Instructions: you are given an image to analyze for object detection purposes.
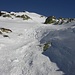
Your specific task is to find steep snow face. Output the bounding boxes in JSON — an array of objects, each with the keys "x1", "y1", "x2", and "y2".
[
  {"x1": 0, "y1": 15, "x2": 63, "y2": 75},
  {"x1": 38, "y1": 23, "x2": 75, "y2": 75}
]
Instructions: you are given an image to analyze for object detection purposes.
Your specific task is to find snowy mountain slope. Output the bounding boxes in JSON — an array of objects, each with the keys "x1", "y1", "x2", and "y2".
[
  {"x1": 0, "y1": 11, "x2": 75, "y2": 75},
  {"x1": 0, "y1": 11, "x2": 46, "y2": 23},
  {"x1": 39, "y1": 23, "x2": 75, "y2": 75},
  {"x1": 0, "y1": 12, "x2": 63, "y2": 75}
]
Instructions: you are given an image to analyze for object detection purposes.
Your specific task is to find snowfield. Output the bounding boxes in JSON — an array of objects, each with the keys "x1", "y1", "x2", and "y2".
[{"x1": 0, "y1": 11, "x2": 75, "y2": 75}]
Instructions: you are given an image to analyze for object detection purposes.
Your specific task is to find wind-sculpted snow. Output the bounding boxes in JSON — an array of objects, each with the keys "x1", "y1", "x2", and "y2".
[{"x1": 41, "y1": 24, "x2": 75, "y2": 75}]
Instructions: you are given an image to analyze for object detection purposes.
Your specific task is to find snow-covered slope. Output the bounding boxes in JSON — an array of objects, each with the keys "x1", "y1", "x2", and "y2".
[
  {"x1": 0, "y1": 11, "x2": 46, "y2": 23},
  {"x1": 0, "y1": 11, "x2": 75, "y2": 75},
  {"x1": 40, "y1": 23, "x2": 75, "y2": 75}
]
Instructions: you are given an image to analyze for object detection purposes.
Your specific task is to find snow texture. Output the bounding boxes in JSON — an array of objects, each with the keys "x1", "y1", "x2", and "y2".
[{"x1": 0, "y1": 11, "x2": 75, "y2": 75}]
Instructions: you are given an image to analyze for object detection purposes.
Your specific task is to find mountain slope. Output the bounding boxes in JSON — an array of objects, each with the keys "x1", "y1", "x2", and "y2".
[
  {"x1": 40, "y1": 23, "x2": 75, "y2": 75},
  {"x1": 0, "y1": 11, "x2": 63, "y2": 75},
  {"x1": 0, "y1": 11, "x2": 75, "y2": 75}
]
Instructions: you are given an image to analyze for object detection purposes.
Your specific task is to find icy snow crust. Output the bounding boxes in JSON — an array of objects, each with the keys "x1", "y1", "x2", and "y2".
[{"x1": 0, "y1": 11, "x2": 75, "y2": 75}]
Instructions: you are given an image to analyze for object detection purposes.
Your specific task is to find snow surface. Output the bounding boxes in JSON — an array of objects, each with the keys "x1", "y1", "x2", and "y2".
[{"x1": 0, "y1": 11, "x2": 75, "y2": 75}]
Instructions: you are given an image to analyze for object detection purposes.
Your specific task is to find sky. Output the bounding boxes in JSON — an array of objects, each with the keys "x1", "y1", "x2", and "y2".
[{"x1": 0, "y1": 0, "x2": 75, "y2": 18}]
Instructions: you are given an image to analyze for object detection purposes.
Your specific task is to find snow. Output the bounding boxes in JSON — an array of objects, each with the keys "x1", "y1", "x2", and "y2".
[{"x1": 0, "y1": 11, "x2": 75, "y2": 75}]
